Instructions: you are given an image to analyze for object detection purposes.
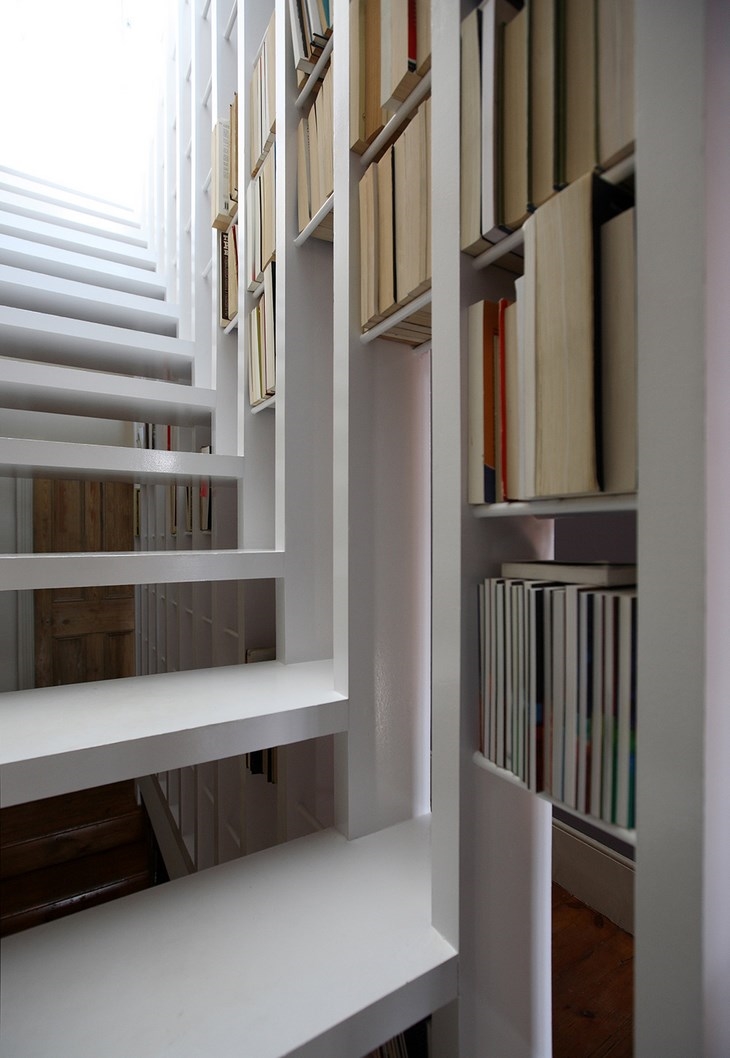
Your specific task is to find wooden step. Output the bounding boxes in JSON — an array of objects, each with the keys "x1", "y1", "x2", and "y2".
[
  {"x1": 0, "y1": 306, "x2": 193, "y2": 381},
  {"x1": 0, "y1": 843, "x2": 152, "y2": 937},
  {"x1": 1, "y1": 781, "x2": 143, "y2": 879},
  {"x1": 0, "y1": 264, "x2": 178, "y2": 336},
  {"x1": 1, "y1": 809, "x2": 146, "y2": 880},
  {"x1": 1, "y1": 781, "x2": 137, "y2": 845}
]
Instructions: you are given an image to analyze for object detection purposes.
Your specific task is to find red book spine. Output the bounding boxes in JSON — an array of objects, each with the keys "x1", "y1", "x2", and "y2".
[{"x1": 498, "y1": 297, "x2": 511, "y2": 500}]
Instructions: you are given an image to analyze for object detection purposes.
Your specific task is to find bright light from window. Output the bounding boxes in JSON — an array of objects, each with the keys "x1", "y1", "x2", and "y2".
[{"x1": 0, "y1": 0, "x2": 168, "y2": 211}]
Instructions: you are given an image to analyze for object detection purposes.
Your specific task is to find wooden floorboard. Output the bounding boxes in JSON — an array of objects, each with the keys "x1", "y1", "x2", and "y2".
[{"x1": 552, "y1": 884, "x2": 634, "y2": 1058}]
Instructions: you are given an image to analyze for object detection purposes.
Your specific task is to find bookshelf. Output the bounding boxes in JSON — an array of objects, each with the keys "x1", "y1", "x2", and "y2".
[{"x1": 1, "y1": 1, "x2": 728, "y2": 1056}]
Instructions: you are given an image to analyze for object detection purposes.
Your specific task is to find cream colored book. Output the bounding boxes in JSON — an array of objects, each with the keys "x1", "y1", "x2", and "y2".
[
  {"x1": 563, "y1": 0, "x2": 597, "y2": 184},
  {"x1": 529, "y1": 0, "x2": 558, "y2": 209},
  {"x1": 597, "y1": 0, "x2": 635, "y2": 169},
  {"x1": 500, "y1": 8, "x2": 529, "y2": 230},
  {"x1": 297, "y1": 118, "x2": 311, "y2": 233},
  {"x1": 601, "y1": 207, "x2": 637, "y2": 493},
  {"x1": 377, "y1": 146, "x2": 395, "y2": 314}
]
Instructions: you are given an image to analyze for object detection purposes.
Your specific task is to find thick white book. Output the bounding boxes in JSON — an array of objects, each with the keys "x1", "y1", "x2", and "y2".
[{"x1": 501, "y1": 561, "x2": 637, "y2": 587}]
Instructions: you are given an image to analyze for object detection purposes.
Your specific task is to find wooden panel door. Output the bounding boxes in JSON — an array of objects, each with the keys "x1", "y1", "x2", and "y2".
[{"x1": 34, "y1": 480, "x2": 135, "y2": 686}]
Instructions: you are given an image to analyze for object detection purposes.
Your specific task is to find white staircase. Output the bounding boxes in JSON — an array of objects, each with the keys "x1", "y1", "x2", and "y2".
[{"x1": 0, "y1": 162, "x2": 454, "y2": 1056}]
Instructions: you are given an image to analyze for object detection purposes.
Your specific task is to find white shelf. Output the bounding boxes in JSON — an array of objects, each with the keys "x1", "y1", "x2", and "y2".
[
  {"x1": 293, "y1": 193, "x2": 334, "y2": 247},
  {"x1": 0, "y1": 436, "x2": 243, "y2": 484},
  {"x1": 0, "y1": 263, "x2": 178, "y2": 336},
  {"x1": 251, "y1": 394, "x2": 275, "y2": 413},
  {"x1": 0, "y1": 549, "x2": 283, "y2": 592},
  {"x1": 295, "y1": 32, "x2": 334, "y2": 111},
  {"x1": 223, "y1": 313, "x2": 238, "y2": 333},
  {"x1": 0, "y1": 815, "x2": 456, "y2": 1057},
  {"x1": 0, "y1": 358, "x2": 215, "y2": 425},
  {"x1": 360, "y1": 70, "x2": 432, "y2": 168},
  {"x1": 473, "y1": 494, "x2": 638, "y2": 518},
  {"x1": 0, "y1": 660, "x2": 347, "y2": 807},
  {"x1": 472, "y1": 753, "x2": 636, "y2": 847},
  {"x1": 360, "y1": 289, "x2": 432, "y2": 345}
]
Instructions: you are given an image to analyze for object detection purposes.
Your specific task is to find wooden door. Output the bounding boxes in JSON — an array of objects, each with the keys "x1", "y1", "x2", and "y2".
[{"x1": 34, "y1": 480, "x2": 135, "y2": 686}]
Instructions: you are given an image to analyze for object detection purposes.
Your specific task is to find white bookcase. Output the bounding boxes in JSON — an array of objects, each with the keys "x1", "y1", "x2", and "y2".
[{"x1": 1, "y1": 1, "x2": 729, "y2": 1056}]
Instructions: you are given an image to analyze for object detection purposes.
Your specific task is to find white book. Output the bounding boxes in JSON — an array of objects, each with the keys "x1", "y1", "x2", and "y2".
[
  {"x1": 504, "y1": 577, "x2": 514, "y2": 773},
  {"x1": 576, "y1": 590, "x2": 593, "y2": 813},
  {"x1": 562, "y1": 584, "x2": 583, "y2": 809},
  {"x1": 478, "y1": 580, "x2": 488, "y2": 755},
  {"x1": 602, "y1": 592, "x2": 618, "y2": 822},
  {"x1": 615, "y1": 590, "x2": 637, "y2": 828},
  {"x1": 480, "y1": 0, "x2": 519, "y2": 242},
  {"x1": 467, "y1": 302, "x2": 485, "y2": 503},
  {"x1": 488, "y1": 577, "x2": 500, "y2": 761},
  {"x1": 589, "y1": 592, "x2": 605, "y2": 818},
  {"x1": 551, "y1": 587, "x2": 566, "y2": 803},
  {"x1": 494, "y1": 579, "x2": 506, "y2": 768},
  {"x1": 501, "y1": 560, "x2": 637, "y2": 587}
]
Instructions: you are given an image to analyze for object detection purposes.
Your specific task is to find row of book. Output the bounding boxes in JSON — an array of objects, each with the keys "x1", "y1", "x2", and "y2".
[
  {"x1": 251, "y1": 11, "x2": 276, "y2": 178},
  {"x1": 248, "y1": 263, "x2": 276, "y2": 406},
  {"x1": 218, "y1": 224, "x2": 238, "y2": 327},
  {"x1": 461, "y1": 0, "x2": 634, "y2": 255},
  {"x1": 288, "y1": 0, "x2": 332, "y2": 77},
  {"x1": 350, "y1": 0, "x2": 431, "y2": 154},
  {"x1": 246, "y1": 145, "x2": 276, "y2": 292},
  {"x1": 297, "y1": 62, "x2": 333, "y2": 237},
  {"x1": 359, "y1": 99, "x2": 431, "y2": 333},
  {"x1": 467, "y1": 173, "x2": 636, "y2": 503},
  {"x1": 478, "y1": 561, "x2": 637, "y2": 829}
]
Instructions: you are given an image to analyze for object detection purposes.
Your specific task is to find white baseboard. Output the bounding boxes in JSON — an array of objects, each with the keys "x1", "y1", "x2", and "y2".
[{"x1": 552, "y1": 819, "x2": 634, "y2": 934}]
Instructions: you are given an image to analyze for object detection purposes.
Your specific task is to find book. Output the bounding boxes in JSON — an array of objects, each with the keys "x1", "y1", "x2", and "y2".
[
  {"x1": 499, "y1": 6, "x2": 529, "y2": 231},
  {"x1": 501, "y1": 561, "x2": 637, "y2": 586},
  {"x1": 359, "y1": 163, "x2": 378, "y2": 327},
  {"x1": 211, "y1": 121, "x2": 233, "y2": 230},
  {"x1": 351, "y1": 0, "x2": 387, "y2": 153},
  {"x1": 482, "y1": 0, "x2": 521, "y2": 245},
  {"x1": 218, "y1": 229, "x2": 231, "y2": 326},
  {"x1": 381, "y1": 0, "x2": 423, "y2": 112},
  {"x1": 561, "y1": 0, "x2": 597, "y2": 185},
  {"x1": 528, "y1": 0, "x2": 559, "y2": 209},
  {"x1": 377, "y1": 147, "x2": 396, "y2": 313},
  {"x1": 601, "y1": 207, "x2": 637, "y2": 494},
  {"x1": 229, "y1": 93, "x2": 239, "y2": 205},
  {"x1": 597, "y1": 0, "x2": 635, "y2": 170},
  {"x1": 263, "y1": 262, "x2": 276, "y2": 396},
  {"x1": 467, "y1": 299, "x2": 500, "y2": 504},
  {"x1": 615, "y1": 589, "x2": 637, "y2": 827},
  {"x1": 460, "y1": 8, "x2": 482, "y2": 254},
  {"x1": 531, "y1": 172, "x2": 632, "y2": 497}
]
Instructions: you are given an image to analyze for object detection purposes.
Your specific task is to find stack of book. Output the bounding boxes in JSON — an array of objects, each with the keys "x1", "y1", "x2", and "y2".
[
  {"x1": 460, "y1": 0, "x2": 634, "y2": 255},
  {"x1": 288, "y1": 0, "x2": 332, "y2": 78},
  {"x1": 297, "y1": 62, "x2": 334, "y2": 238},
  {"x1": 218, "y1": 223, "x2": 238, "y2": 328},
  {"x1": 359, "y1": 99, "x2": 431, "y2": 343},
  {"x1": 350, "y1": 0, "x2": 431, "y2": 154},
  {"x1": 250, "y1": 11, "x2": 276, "y2": 179},
  {"x1": 467, "y1": 174, "x2": 636, "y2": 503},
  {"x1": 478, "y1": 561, "x2": 637, "y2": 829},
  {"x1": 248, "y1": 262, "x2": 276, "y2": 406}
]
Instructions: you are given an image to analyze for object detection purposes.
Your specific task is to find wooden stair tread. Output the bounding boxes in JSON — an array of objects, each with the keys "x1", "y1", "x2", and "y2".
[
  {"x1": 1, "y1": 842, "x2": 152, "y2": 921},
  {"x1": 1, "y1": 781, "x2": 138, "y2": 846},
  {"x1": 1, "y1": 809, "x2": 146, "y2": 879},
  {"x1": 1, "y1": 871, "x2": 152, "y2": 937}
]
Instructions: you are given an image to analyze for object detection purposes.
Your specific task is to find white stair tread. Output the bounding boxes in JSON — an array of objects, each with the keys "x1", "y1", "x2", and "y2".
[
  {"x1": 0, "y1": 815, "x2": 457, "y2": 1058},
  {"x1": 0, "y1": 232, "x2": 166, "y2": 298},
  {"x1": 0, "y1": 210, "x2": 156, "y2": 270},
  {"x1": 0, "y1": 357, "x2": 213, "y2": 424},
  {"x1": 0, "y1": 436, "x2": 243, "y2": 484},
  {"x1": 0, "y1": 306, "x2": 192, "y2": 380},
  {"x1": 0, "y1": 187, "x2": 147, "y2": 246},
  {"x1": 0, "y1": 168, "x2": 141, "y2": 228},
  {"x1": 0, "y1": 660, "x2": 346, "y2": 807},
  {"x1": 0, "y1": 548, "x2": 284, "y2": 592},
  {"x1": 0, "y1": 264, "x2": 178, "y2": 336}
]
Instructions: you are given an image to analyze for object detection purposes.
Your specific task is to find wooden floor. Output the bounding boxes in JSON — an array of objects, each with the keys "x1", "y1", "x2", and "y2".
[{"x1": 552, "y1": 884, "x2": 634, "y2": 1058}]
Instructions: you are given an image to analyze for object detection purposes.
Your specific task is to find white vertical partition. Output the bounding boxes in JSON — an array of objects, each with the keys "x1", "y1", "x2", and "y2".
[
  {"x1": 274, "y1": 0, "x2": 333, "y2": 664},
  {"x1": 176, "y1": 3, "x2": 193, "y2": 340},
  {"x1": 210, "y1": 0, "x2": 240, "y2": 456},
  {"x1": 332, "y1": 0, "x2": 431, "y2": 840},
  {"x1": 239, "y1": 0, "x2": 276, "y2": 551},
  {"x1": 190, "y1": 0, "x2": 213, "y2": 388}
]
